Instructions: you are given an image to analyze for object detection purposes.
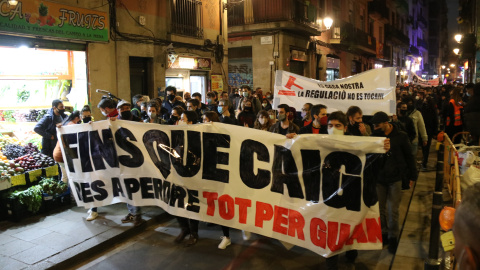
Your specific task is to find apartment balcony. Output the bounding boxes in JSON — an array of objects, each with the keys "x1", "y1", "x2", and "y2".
[
  {"x1": 369, "y1": 0, "x2": 389, "y2": 23},
  {"x1": 385, "y1": 24, "x2": 409, "y2": 47},
  {"x1": 418, "y1": 16, "x2": 428, "y2": 28},
  {"x1": 330, "y1": 21, "x2": 377, "y2": 55},
  {"x1": 227, "y1": 0, "x2": 323, "y2": 36},
  {"x1": 171, "y1": 0, "x2": 203, "y2": 39},
  {"x1": 417, "y1": 38, "x2": 428, "y2": 49}
]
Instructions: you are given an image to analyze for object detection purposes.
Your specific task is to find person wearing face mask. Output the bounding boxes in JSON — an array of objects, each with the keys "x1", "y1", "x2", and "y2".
[
  {"x1": 254, "y1": 110, "x2": 272, "y2": 131},
  {"x1": 144, "y1": 101, "x2": 166, "y2": 124},
  {"x1": 269, "y1": 104, "x2": 299, "y2": 138},
  {"x1": 452, "y1": 182, "x2": 480, "y2": 270},
  {"x1": 117, "y1": 100, "x2": 141, "y2": 122},
  {"x1": 237, "y1": 100, "x2": 256, "y2": 128},
  {"x1": 261, "y1": 99, "x2": 272, "y2": 111},
  {"x1": 235, "y1": 85, "x2": 261, "y2": 115},
  {"x1": 34, "y1": 99, "x2": 67, "y2": 158},
  {"x1": 445, "y1": 87, "x2": 465, "y2": 144},
  {"x1": 167, "y1": 106, "x2": 184, "y2": 125},
  {"x1": 300, "y1": 103, "x2": 313, "y2": 127},
  {"x1": 131, "y1": 94, "x2": 145, "y2": 119},
  {"x1": 80, "y1": 105, "x2": 93, "y2": 124},
  {"x1": 97, "y1": 97, "x2": 118, "y2": 119},
  {"x1": 206, "y1": 91, "x2": 218, "y2": 112},
  {"x1": 162, "y1": 86, "x2": 186, "y2": 118},
  {"x1": 217, "y1": 99, "x2": 237, "y2": 125},
  {"x1": 324, "y1": 111, "x2": 391, "y2": 269},
  {"x1": 370, "y1": 111, "x2": 417, "y2": 254},
  {"x1": 299, "y1": 104, "x2": 328, "y2": 134},
  {"x1": 267, "y1": 109, "x2": 277, "y2": 124},
  {"x1": 346, "y1": 106, "x2": 371, "y2": 136},
  {"x1": 393, "y1": 102, "x2": 416, "y2": 143}
]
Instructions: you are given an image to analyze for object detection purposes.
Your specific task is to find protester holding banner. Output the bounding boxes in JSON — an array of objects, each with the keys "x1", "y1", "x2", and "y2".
[
  {"x1": 269, "y1": 104, "x2": 299, "y2": 138},
  {"x1": 346, "y1": 106, "x2": 371, "y2": 136},
  {"x1": 299, "y1": 104, "x2": 328, "y2": 135},
  {"x1": 34, "y1": 99, "x2": 67, "y2": 158},
  {"x1": 253, "y1": 110, "x2": 273, "y2": 131},
  {"x1": 371, "y1": 111, "x2": 417, "y2": 254},
  {"x1": 80, "y1": 105, "x2": 93, "y2": 124}
]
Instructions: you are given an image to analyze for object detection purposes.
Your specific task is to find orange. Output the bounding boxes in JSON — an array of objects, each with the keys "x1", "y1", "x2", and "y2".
[{"x1": 439, "y1": 206, "x2": 456, "y2": 231}]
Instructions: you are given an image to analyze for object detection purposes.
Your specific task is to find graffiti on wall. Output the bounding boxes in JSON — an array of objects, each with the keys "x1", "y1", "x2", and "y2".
[{"x1": 228, "y1": 59, "x2": 253, "y2": 89}]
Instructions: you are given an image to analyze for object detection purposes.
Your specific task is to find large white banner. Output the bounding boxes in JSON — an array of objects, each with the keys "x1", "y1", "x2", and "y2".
[
  {"x1": 408, "y1": 71, "x2": 440, "y2": 87},
  {"x1": 58, "y1": 120, "x2": 386, "y2": 257},
  {"x1": 273, "y1": 68, "x2": 397, "y2": 115}
]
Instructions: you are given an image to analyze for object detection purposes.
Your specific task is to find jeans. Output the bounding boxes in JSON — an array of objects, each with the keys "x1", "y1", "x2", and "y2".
[
  {"x1": 127, "y1": 204, "x2": 141, "y2": 215},
  {"x1": 376, "y1": 181, "x2": 402, "y2": 239},
  {"x1": 176, "y1": 217, "x2": 199, "y2": 234}
]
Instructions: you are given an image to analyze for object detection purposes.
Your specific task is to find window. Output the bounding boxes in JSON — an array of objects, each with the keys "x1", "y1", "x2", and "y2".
[
  {"x1": 171, "y1": 0, "x2": 203, "y2": 38},
  {"x1": 379, "y1": 26, "x2": 383, "y2": 43}
]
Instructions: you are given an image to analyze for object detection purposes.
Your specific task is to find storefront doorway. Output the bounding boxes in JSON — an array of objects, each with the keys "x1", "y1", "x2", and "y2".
[{"x1": 129, "y1": 57, "x2": 153, "y2": 101}]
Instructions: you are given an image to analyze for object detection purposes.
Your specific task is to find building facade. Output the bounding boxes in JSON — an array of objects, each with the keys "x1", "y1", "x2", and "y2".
[{"x1": 0, "y1": 0, "x2": 228, "y2": 120}]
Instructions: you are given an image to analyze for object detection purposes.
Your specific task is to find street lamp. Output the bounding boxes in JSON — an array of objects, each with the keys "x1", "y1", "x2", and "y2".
[
  {"x1": 454, "y1": 34, "x2": 463, "y2": 43},
  {"x1": 441, "y1": 65, "x2": 446, "y2": 69},
  {"x1": 450, "y1": 64, "x2": 456, "y2": 67},
  {"x1": 453, "y1": 48, "x2": 460, "y2": 55},
  {"x1": 7, "y1": 0, "x2": 17, "y2": 5},
  {"x1": 323, "y1": 17, "x2": 333, "y2": 30}
]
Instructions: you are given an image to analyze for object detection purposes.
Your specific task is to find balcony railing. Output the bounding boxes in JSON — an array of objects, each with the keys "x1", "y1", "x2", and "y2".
[
  {"x1": 227, "y1": 0, "x2": 320, "y2": 30},
  {"x1": 417, "y1": 38, "x2": 428, "y2": 49},
  {"x1": 368, "y1": 0, "x2": 389, "y2": 21},
  {"x1": 331, "y1": 21, "x2": 376, "y2": 53},
  {"x1": 385, "y1": 24, "x2": 410, "y2": 46},
  {"x1": 171, "y1": 0, "x2": 203, "y2": 39}
]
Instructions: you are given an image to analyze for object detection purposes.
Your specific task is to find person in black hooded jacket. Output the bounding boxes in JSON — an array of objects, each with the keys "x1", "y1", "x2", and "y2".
[
  {"x1": 371, "y1": 111, "x2": 418, "y2": 254},
  {"x1": 34, "y1": 99, "x2": 67, "y2": 157}
]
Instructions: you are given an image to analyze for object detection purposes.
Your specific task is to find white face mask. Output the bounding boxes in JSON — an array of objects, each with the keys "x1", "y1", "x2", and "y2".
[
  {"x1": 177, "y1": 120, "x2": 187, "y2": 126},
  {"x1": 259, "y1": 118, "x2": 266, "y2": 125},
  {"x1": 328, "y1": 128, "x2": 345, "y2": 135},
  {"x1": 148, "y1": 112, "x2": 157, "y2": 119}
]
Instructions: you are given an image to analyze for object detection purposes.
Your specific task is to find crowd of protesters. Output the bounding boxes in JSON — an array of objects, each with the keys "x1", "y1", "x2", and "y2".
[{"x1": 35, "y1": 81, "x2": 480, "y2": 270}]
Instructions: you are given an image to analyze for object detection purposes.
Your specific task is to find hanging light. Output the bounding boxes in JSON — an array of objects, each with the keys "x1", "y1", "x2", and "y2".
[
  {"x1": 441, "y1": 65, "x2": 446, "y2": 69},
  {"x1": 453, "y1": 48, "x2": 460, "y2": 55},
  {"x1": 450, "y1": 63, "x2": 456, "y2": 67},
  {"x1": 8, "y1": 0, "x2": 18, "y2": 6},
  {"x1": 454, "y1": 34, "x2": 463, "y2": 43},
  {"x1": 323, "y1": 17, "x2": 333, "y2": 30}
]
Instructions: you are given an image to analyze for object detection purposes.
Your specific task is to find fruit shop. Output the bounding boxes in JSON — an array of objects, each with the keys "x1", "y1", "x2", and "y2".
[{"x1": 0, "y1": 0, "x2": 108, "y2": 221}]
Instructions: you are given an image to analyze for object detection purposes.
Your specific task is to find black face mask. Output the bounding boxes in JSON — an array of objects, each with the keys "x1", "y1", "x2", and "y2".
[
  {"x1": 372, "y1": 128, "x2": 386, "y2": 137},
  {"x1": 352, "y1": 122, "x2": 361, "y2": 129},
  {"x1": 170, "y1": 115, "x2": 178, "y2": 122},
  {"x1": 400, "y1": 109, "x2": 408, "y2": 116},
  {"x1": 57, "y1": 108, "x2": 65, "y2": 114},
  {"x1": 244, "y1": 106, "x2": 252, "y2": 111},
  {"x1": 168, "y1": 94, "x2": 176, "y2": 101},
  {"x1": 83, "y1": 117, "x2": 92, "y2": 123},
  {"x1": 407, "y1": 104, "x2": 414, "y2": 111},
  {"x1": 120, "y1": 111, "x2": 132, "y2": 120}
]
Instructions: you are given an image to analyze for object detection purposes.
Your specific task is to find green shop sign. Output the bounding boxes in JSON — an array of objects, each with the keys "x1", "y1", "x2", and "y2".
[{"x1": 0, "y1": 0, "x2": 109, "y2": 42}]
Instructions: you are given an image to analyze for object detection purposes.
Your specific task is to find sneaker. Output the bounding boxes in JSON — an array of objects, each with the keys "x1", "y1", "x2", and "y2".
[
  {"x1": 388, "y1": 238, "x2": 398, "y2": 254},
  {"x1": 133, "y1": 214, "x2": 144, "y2": 227},
  {"x1": 218, "y1": 236, "x2": 231, "y2": 249},
  {"x1": 184, "y1": 233, "x2": 198, "y2": 247},
  {"x1": 121, "y1": 213, "x2": 134, "y2": 223},
  {"x1": 86, "y1": 210, "x2": 98, "y2": 221},
  {"x1": 242, "y1": 231, "x2": 251, "y2": 241}
]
